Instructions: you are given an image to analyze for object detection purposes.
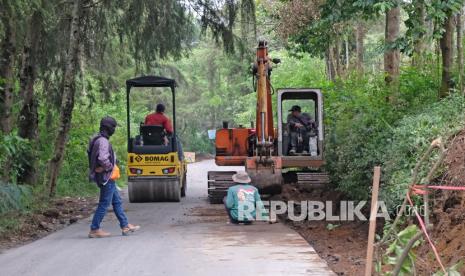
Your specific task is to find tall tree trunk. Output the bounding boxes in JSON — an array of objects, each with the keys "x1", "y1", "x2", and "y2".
[
  {"x1": 334, "y1": 40, "x2": 342, "y2": 78},
  {"x1": 42, "y1": 74, "x2": 55, "y2": 132},
  {"x1": 457, "y1": 10, "x2": 464, "y2": 93},
  {"x1": 355, "y1": 21, "x2": 365, "y2": 74},
  {"x1": 325, "y1": 51, "x2": 332, "y2": 81},
  {"x1": 0, "y1": 1, "x2": 16, "y2": 134},
  {"x1": 440, "y1": 15, "x2": 455, "y2": 98},
  {"x1": 46, "y1": 0, "x2": 86, "y2": 197},
  {"x1": 384, "y1": 6, "x2": 401, "y2": 101},
  {"x1": 326, "y1": 47, "x2": 336, "y2": 81},
  {"x1": 451, "y1": 19, "x2": 455, "y2": 61},
  {"x1": 17, "y1": 10, "x2": 42, "y2": 185},
  {"x1": 412, "y1": 0, "x2": 427, "y2": 66},
  {"x1": 345, "y1": 38, "x2": 349, "y2": 71}
]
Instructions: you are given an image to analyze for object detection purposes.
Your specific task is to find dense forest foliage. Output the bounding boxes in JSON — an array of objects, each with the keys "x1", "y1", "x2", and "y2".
[{"x1": 1, "y1": 0, "x2": 465, "y2": 234}]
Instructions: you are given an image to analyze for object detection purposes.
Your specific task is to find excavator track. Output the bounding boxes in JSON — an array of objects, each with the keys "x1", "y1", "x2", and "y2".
[
  {"x1": 208, "y1": 171, "x2": 329, "y2": 203},
  {"x1": 207, "y1": 171, "x2": 237, "y2": 204},
  {"x1": 296, "y1": 172, "x2": 330, "y2": 189}
]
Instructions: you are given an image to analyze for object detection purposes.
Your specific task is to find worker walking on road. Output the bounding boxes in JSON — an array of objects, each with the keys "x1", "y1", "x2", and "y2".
[
  {"x1": 224, "y1": 172, "x2": 267, "y2": 224},
  {"x1": 87, "y1": 116, "x2": 140, "y2": 238}
]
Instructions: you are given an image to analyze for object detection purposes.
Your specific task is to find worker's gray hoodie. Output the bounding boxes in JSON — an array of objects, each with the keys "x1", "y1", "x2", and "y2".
[{"x1": 87, "y1": 131, "x2": 115, "y2": 186}]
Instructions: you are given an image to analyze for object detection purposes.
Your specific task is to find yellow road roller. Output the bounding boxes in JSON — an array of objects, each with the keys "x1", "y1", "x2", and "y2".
[{"x1": 126, "y1": 76, "x2": 187, "y2": 202}]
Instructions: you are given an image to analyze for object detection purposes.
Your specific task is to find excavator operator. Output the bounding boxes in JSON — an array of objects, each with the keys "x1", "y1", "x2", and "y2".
[{"x1": 287, "y1": 105, "x2": 316, "y2": 155}]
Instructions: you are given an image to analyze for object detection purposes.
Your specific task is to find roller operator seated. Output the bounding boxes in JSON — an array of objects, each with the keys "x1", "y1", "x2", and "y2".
[
  {"x1": 145, "y1": 103, "x2": 173, "y2": 133},
  {"x1": 144, "y1": 103, "x2": 184, "y2": 160},
  {"x1": 144, "y1": 103, "x2": 172, "y2": 145}
]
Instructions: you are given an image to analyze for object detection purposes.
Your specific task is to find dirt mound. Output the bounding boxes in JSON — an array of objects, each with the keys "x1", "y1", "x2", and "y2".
[
  {"x1": 0, "y1": 196, "x2": 97, "y2": 252},
  {"x1": 194, "y1": 153, "x2": 214, "y2": 162},
  {"x1": 417, "y1": 130, "x2": 465, "y2": 274},
  {"x1": 444, "y1": 129, "x2": 465, "y2": 186}
]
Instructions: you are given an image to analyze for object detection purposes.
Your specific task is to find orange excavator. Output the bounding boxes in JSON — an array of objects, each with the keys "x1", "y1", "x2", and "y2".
[{"x1": 207, "y1": 40, "x2": 328, "y2": 203}]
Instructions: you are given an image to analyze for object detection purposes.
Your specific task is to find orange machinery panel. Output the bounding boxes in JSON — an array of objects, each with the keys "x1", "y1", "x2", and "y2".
[{"x1": 215, "y1": 128, "x2": 251, "y2": 166}]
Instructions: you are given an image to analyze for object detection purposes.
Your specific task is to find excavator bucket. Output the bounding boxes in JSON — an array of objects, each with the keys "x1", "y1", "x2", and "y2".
[{"x1": 246, "y1": 156, "x2": 283, "y2": 195}]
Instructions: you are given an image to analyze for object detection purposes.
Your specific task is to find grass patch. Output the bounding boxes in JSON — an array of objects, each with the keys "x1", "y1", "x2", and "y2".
[{"x1": 0, "y1": 213, "x2": 26, "y2": 237}]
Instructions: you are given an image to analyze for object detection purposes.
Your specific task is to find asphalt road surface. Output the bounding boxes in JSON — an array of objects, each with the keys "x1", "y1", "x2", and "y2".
[{"x1": 0, "y1": 160, "x2": 334, "y2": 276}]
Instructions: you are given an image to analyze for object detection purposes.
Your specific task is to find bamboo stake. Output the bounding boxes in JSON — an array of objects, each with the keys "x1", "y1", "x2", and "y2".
[{"x1": 365, "y1": 166, "x2": 381, "y2": 276}]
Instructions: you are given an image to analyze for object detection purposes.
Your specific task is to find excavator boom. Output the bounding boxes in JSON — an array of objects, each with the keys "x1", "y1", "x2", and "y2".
[{"x1": 255, "y1": 41, "x2": 275, "y2": 144}]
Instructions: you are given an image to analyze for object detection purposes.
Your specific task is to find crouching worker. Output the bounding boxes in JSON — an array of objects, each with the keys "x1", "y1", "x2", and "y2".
[
  {"x1": 87, "y1": 116, "x2": 140, "y2": 238},
  {"x1": 224, "y1": 172, "x2": 268, "y2": 224}
]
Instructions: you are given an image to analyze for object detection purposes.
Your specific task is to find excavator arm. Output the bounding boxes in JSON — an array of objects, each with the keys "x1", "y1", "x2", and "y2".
[
  {"x1": 208, "y1": 41, "x2": 283, "y2": 203},
  {"x1": 254, "y1": 40, "x2": 275, "y2": 148}
]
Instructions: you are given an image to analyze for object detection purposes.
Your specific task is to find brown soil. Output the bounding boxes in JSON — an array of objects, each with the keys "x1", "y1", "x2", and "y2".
[
  {"x1": 274, "y1": 184, "x2": 370, "y2": 275},
  {"x1": 176, "y1": 206, "x2": 227, "y2": 225},
  {"x1": 416, "y1": 130, "x2": 465, "y2": 274},
  {"x1": 195, "y1": 153, "x2": 215, "y2": 162},
  {"x1": 279, "y1": 129, "x2": 465, "y2": 275},
  {"x1": 289, "y1": 220, "x2": 368, "y2": 275},
  {"x1": 0, "y1": 196, "x2": 97, "y2": 252}
]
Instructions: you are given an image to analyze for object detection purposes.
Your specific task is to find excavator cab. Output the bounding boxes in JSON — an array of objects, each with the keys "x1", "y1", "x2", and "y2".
[
  {"x1": 126, "y1": 76, "x2": 187, "y2": 202},
  {"x1": 278, "y1": 89, "x2": 324, "y2": 163}
]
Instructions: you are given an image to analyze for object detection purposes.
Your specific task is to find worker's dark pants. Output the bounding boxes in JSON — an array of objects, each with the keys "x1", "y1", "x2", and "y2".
[
  {"x1": 290, "y1": 130, "x2": 309, "y2": 152},
  {"x1": 90, "y1": 181, "x2": 128, "y2": 230}
]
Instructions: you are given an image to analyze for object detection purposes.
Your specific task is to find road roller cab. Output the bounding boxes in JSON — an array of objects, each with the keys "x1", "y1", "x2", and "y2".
[{"x1": 126, "y1": 76, "x2": 187, "y2": 202}]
